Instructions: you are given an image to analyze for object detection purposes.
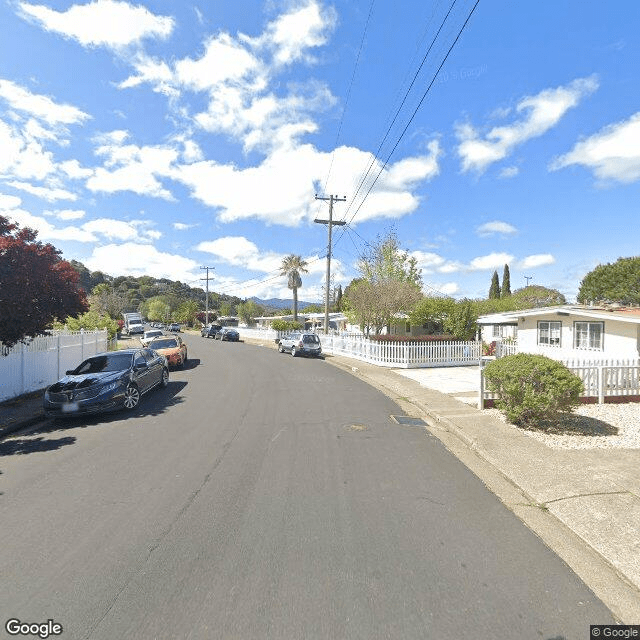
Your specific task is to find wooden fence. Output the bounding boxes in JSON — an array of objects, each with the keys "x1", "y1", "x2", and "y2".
[
  {"x1": 480, "y1": 358, "x2": 640, "y2": 407},
  {"x1": 0, "y1": 330, "x2": 108, "y2": 402}
]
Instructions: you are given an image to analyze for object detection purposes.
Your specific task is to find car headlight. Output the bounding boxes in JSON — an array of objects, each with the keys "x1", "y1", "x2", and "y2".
[{"x1": 102, "y1": 380, "x2": 121, "y2": 393}]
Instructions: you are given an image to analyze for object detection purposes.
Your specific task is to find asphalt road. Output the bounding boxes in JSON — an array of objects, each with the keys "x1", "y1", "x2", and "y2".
[{"x1": 0, "y1": 332, "x2": 614, "y2": 639}]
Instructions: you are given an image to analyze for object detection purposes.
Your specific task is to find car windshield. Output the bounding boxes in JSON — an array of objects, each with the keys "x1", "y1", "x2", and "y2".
[
  {"x1": 72, "y1": 353, "x2": 133, "y2": 374},
  {"x1": 150, "y1": 339, "x2": 179, "y2": 349},
  {"x1": 145, "y1": 331, "x2": 162, "y2": 338},
  {"x1": 303, "y1": 335, "x2": 320, "y2": 344}
]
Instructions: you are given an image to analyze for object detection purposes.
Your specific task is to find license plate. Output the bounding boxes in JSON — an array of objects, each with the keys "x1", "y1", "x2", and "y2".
[{"x1": 62, "y1": 402, "x2": 79, "y2": 413}]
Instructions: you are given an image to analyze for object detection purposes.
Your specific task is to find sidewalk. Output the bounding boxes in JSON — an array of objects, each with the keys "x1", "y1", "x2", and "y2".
[{"x1": 2, "y1": 349, "x2": 639, "y2": 623}]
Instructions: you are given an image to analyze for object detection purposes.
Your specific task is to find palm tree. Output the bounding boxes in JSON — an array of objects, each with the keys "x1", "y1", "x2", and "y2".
[{"x1": 280, "y1": 254, "x2": 309, "y2": 322}]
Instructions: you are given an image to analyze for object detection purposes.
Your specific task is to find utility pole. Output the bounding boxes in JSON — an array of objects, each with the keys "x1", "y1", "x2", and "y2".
[
  {"x1": 314, "y1": 194, "x2": 346, "y2": 334},
  {"x1": 200, "y1": 266, "x2": 215, "y2": 325},
  {"x1": 525, "y1": 275, "x2": 533, "y2": 286}
]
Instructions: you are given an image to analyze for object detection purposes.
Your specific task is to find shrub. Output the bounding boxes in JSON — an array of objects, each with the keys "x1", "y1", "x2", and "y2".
[
  {"x1": 271, "y1": 319, "x2": 303, "y2": 331},
  {"x1": 369, "y1": 334, "x2": 457, "y2": 343},
  {"x1": 483, "y1": 353, "x2": 583, "y2": 427}
]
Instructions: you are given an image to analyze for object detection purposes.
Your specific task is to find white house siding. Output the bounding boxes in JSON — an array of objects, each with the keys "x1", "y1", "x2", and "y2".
[{"x1": 517, "y1": 314, "x2": 639, "y2": 361}]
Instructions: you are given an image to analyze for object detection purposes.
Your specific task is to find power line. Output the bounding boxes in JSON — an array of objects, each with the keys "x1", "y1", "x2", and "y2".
[
  {"x1": 336, "y1": 0, "x2": 481, "y2": 240},
  {"x1": 338, "y1": 0, "x2": 459, "y2": 226}
]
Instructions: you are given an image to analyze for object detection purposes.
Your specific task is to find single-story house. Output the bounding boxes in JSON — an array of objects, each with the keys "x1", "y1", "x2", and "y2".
[
  {"x1": 477, "y1": 304, "x2": 640, "y2": 361},
  {"x1": 254, "y1": 312, "x2": 350, "y2": 332}
]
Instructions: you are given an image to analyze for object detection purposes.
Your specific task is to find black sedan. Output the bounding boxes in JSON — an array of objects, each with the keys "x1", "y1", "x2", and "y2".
[
  {"x1": 43, "y1": 349, "x2": 168, "y2": 417},
  {"x1": 217, "y1": 327, "x2": 239, "y2": 341}
]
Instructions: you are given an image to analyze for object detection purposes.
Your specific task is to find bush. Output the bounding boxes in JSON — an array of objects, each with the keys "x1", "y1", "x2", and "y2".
[
  {"x1": 271, "y1": 319, "x2": 303, "y2": 331},
  {"x1": 369, "y1": 334, "x2": 457, "y2": 343},
  {"x1": 53, "y1": 310, "x2": 120, "y2": 340},
  {"x1": 483, "y1": 353, "x2": 583, "y2": 427}
]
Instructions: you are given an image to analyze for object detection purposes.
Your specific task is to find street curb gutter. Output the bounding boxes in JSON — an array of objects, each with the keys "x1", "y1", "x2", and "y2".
[{"x1": 324, "y1": 354, "x2": 640, "y2": 624}]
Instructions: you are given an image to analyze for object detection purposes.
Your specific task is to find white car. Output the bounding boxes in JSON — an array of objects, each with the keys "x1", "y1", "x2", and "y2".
[{"x1": 140, "y1": 329, "x2": 164, "y2": 346}]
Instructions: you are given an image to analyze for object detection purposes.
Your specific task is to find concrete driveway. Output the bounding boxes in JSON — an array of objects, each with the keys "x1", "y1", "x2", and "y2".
[{"x1": 394, "y1": 365, "x2": 480, "y2": 404}]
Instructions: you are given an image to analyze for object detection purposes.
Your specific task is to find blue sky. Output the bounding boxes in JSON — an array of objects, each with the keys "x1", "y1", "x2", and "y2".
[{"x1": 1, "y1": 0, "x2": 639, "y2": 303}]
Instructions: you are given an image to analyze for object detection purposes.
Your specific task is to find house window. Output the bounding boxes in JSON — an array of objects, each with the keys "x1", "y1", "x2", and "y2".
[
  {"x1": 574, "y1": 321, "x2": 604, "y2": 350},
  {"x1": 538, "y1": 321, "x2": 561, "y2": 347},
  {"x1": 492, "y1": 325, "x2": 502, "y2": 338}
]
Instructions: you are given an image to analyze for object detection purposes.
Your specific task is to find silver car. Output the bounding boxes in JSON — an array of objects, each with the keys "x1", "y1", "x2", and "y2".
[{"x1": 277, "y1": 332, "x2": 323, "y2": 358}]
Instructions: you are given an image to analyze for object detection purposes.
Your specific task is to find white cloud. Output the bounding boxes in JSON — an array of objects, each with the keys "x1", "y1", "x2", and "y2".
[
  {"x1": 476, "y1": 221, "x2": 517, "y2": 237},
  {"x1": 550, "y1": 112, "x2": 640, "y2": 183},
  {"x1": 0, "y1": 79, "x2": 89, "y2": 125},
  {"x1": 84, "y1": 242, "x2": 199, "y2": 282},
  {"x1": 197, "y1": 235, "x2": 313, "y2": 274},
  {"x1": 87, "y1": 140, "x2": 178, "y2": 199},
  {"x1": 19, "y1": 0, "x2": 174, "y2": 49},
  {"x1": 499, "y1": 166, "x2": 519, "y2": 178},
  {"x1": 519, "y1": 253, "x2": 555, "y2": 269},
  {"x1": 435, "y1": 282, "x2": 459, "y2": 296},
  {"x1": 0, "y1": 193, "x2": 22, "y2": 210},
  {"x1": 457, "y1": 76, "x2": 598, "y2": 173},
  {"x1": 6, "y1": 180, "x2": 77, "y2": 201},
  {"x1": 6, "y1": 208, "x2": 96, "y2": 242},
  {"x1": 242, "y1": 1, "x2": 337, "y2": 67},
  {"x1": 45, "y1": 208, "x2": 86, "y2": 220},
  {"x1": 173, "y1": 142, "x2": 440, "y2": 226},
  {"x1": 173, "y1": 222, "x2": 196, "y2": 231},
  {"x1": 468, "y1": 252, "x2": 515, "y2": 271}
]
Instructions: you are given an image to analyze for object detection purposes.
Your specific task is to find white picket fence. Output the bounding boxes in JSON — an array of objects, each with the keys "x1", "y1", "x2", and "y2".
[
  {"x1": 0, "y1": 330, "x2": 109, "y2": 402},
  {"x1": 480, "y1": 358, "x2": 640, "y2": 407},
  {"x1": 322, "y1": 335, "x2": 481, "y2": 368}
]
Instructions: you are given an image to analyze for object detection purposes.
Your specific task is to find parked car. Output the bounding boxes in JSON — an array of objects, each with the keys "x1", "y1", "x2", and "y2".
[
  {"x1": 217, "y1": 327, "x2": 239, "y2": 342},
  {"x1": 277, "y1": 332, "x2": 323, "y2": 357},
  {"x1": 140, "y1": 329, "x2": 164, "y2": 346},
  {"x1": 43, "y1": 349, "x2": 168, "y2": 417},
  {"x1": 169, "y1": 323, "x2": 181, "y2": 332},
  {"x1": 201, "y1": 324, "x2": 223, "y2": 338},
  {"x1": 148, "y1": 335, "x2": 188, "y2": 368}
]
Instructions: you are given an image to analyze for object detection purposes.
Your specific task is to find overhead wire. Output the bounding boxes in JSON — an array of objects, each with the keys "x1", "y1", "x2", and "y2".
[{"x1": 333, "y1": 0, "x2": 481, "y2": 251}]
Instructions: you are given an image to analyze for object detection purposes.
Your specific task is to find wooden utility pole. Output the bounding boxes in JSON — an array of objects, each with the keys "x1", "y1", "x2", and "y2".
[
  {"x1": 200, "y1": 266, "x2": 215, "y2": 325},
  {"x1": 314, "y1": 194, "x2": 346, "y2": 334}
]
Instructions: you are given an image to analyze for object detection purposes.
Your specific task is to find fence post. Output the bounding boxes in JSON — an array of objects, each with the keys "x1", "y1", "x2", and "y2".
[
  {"x1": 598, "y1": 365, "x2": 605, "y2": 404},
  {"x1": 21, "y1": 341, "x2": 25, "y2": 396},
  {"x1": 57, "y1": 334, "x2": 61, "y2": 379},
  {"x1": 478, "y1": 365, "x2": 485, "y2": 409},
  {"x1": 404, "y1": 343, "x2": 409, "y2": 367}
]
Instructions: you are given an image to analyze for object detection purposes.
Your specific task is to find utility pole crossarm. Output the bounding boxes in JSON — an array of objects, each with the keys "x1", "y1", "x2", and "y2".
[{"x1": 314, "y1": 194, "x2": 347, "y2": 335}]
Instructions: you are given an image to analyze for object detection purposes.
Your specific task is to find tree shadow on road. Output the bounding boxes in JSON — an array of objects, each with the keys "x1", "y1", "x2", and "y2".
[{"x1": 0, "y1": 381, "x2": 187, "y2": 459}]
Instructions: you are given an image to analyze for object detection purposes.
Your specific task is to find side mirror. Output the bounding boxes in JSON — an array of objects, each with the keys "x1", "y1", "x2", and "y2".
[
  {"x1": 65, "y1": 370, "x2": 75, "y2": 375},
  {"x1": 134, "y1": 361, "x2": 147, "y2": 371}
]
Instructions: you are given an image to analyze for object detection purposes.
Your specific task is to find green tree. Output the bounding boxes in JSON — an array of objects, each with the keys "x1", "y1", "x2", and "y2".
[
  {"x1": 143, "y1": 297, "x2": 171, "y2": 322},
  {"x1": 343, "y1": 232, "x2": 423, "y2": 336},
  {"x1": 489, "y1": 271, "x2": 501, "y2": 299},
  {"x1": 577, "y1": 256, "x2": 640, "y2": 304},
  {"x1": 90, "y1": 283, "x2": 128, "y2": 319},
  {"x1": 237, "y1": 300, "x2": 265, "y2": 325},
  {"x1": 444, "y1": 299, "x2": 478, "y2": 340},
  {"x1": 219, "y1": 301, "x2": 234, "y2": 317},
  {"x1": 280, "y1": 255, "x2": 309, "y2": 321},
  {"x1": 175, "y1": 300, "x2": 201, "y2": 326},
  {"x1": 511, "y1": 285, "x2": 566, "y2": 307},
  {"x1": 53, "y1": 310, "x2": 119, "y2": 340},
  {"x1": 501, "y1": 264, "x2": 511, "y2": 297},
  {"x1": 410, "y1": 296, "x2": 455, "y2": 334}
]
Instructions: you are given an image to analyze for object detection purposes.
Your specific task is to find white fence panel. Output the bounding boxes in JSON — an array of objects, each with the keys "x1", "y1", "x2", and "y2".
[
  {"x1": 480, "y1": 357, "x2": 640, "y2": 407},
  {"x1": 321, "y1": 335, "x2": 480, "y2": 369},
  {"x1": 0, "y1": 330, "x2": 108, "y2": 402}
]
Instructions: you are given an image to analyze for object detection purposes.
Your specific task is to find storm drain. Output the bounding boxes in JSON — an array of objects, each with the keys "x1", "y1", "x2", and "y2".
[{"x1": 390, "y1": 415, "x2": 427, "y2": 426}]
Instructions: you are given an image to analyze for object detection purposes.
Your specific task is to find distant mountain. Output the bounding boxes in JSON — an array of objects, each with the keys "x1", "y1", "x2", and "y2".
[{"x1": 250, "y1": 296, "x2": 319, "y2": 311}]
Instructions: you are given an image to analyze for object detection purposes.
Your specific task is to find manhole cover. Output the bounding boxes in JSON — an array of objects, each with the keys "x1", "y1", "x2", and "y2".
[{"x1": 390, "y1": 415, "x2": 426, "y2": 426}]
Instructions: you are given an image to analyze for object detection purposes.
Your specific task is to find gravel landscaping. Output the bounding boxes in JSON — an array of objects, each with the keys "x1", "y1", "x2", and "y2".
[{"x1": 482, "y1": 402, "x2": 640, "y2": 450}]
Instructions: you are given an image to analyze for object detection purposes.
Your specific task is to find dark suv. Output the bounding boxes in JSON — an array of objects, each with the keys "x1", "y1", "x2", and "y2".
[{"x1": 201, "y1": 324, "x2": 223, "y2": 338}]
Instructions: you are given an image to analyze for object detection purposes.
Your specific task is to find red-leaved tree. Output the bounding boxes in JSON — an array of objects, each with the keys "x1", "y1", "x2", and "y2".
[{"x1": 0, "y1": 215, "x2": 88, "y2": 348}]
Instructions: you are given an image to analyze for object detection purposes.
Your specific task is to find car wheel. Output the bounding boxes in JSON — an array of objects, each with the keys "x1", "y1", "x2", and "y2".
[
  {"x1": 123, "y1": 383, "x2": 140, "y2": 410},
  {"x1": 160, "y1": 368, "x2": 169, "y2": 388},
  {"x1": 278, "y1": 343, "x2": 284, "y2": 353},
  {"x1": 291, "y1": 346, "x2": 297, "y2": 357}
]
